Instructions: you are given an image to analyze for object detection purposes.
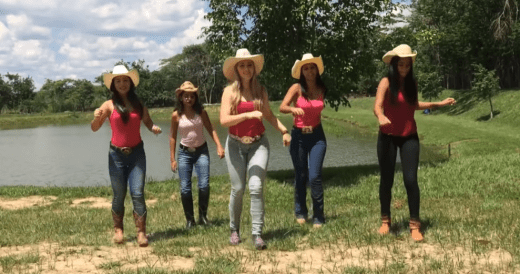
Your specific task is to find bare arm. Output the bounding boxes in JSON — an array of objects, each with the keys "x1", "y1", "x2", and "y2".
[
  {"x1": 142, "y1": 107, "x2": 162, "y2": 134},
  {"x1": 219, "y1": 86, "x2": 261, "y2": 127},
  {"x1": 373, "y1": 77, "x2": 391, "y2": 126},
  {"x1": 169, "y1": 111, "x2": 179, "y2": 172},
  {"x1": 201, "y1": 110, "x2": 225, "y2": 159},
  {"x1": 416, "y1": 98, "x2": 456, "y2": 110},
  {"x1": 91, "y1": 100, "x2": 112, "y2": 132},
  {"x1": 279, "y1": 84, "x2": 304, "y2": 116}
]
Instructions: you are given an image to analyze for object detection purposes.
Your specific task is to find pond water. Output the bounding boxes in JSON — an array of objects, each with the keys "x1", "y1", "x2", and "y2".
[{"x1": 0, "y1": 116, "x2": 380, "y2": 187}]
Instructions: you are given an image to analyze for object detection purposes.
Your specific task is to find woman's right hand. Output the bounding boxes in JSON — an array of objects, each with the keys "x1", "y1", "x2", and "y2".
[
  {"x1": 94, "y1": 108, "x2": 104, "y2": 119},
  {"x1": 378, "y1": 115, "x2": 391, "y2": 126},
  {"x1": 247, "y1": 110, "x2": 263, "y2": 120},
  {"x1": 291, "y1": 107, "x2": 305, "y2": 117},
  {"x1": 171, "y1": 160, "x2": 178, "y2": 173}
]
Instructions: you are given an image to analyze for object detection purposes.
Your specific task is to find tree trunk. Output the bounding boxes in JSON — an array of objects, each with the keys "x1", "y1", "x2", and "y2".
[{"x1": 489, "y1": 96, "x2": 494, "y2": 119}]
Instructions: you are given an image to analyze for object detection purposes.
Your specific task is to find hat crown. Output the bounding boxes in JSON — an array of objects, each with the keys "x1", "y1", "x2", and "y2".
[
  {"x1": 235, "y1": 48, "x2": 253, "y2": 58},
  {"x1": 393, "y1": 44, "x2": 413, "y2": 55},
  {"x1": 301, "y1": 53, "x2": 315, "y2": 61},
  {"x1": 180, "y1": 81, "x2": 195, "y2": 90},
  {"x1": 112, "y1": 65, "x2": 130, "y2": 75}
]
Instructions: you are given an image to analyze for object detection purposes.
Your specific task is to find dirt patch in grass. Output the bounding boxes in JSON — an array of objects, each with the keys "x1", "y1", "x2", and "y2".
[
  {"x1": 0, "y1": 196, "x2": 57, "y2": 210},
  {"x1": 0, "y1": 240, "x2": 514, "y2": 273}
]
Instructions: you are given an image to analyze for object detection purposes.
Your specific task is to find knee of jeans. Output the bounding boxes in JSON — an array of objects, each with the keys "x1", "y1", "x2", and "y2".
[
  {"x1": 231, "y1": 184, "x2": 245, "y2": 195},
  {"x1": 249, "y1": 179, "x2": 264, "y2": 196}
]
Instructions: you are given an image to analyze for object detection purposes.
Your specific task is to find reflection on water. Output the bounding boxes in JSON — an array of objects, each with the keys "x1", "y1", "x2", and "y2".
[{"x1": 0, "y1": 116, "x2": 379, "y2": 187}]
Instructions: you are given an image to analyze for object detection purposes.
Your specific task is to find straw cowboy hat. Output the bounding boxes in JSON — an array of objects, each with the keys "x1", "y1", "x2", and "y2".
[
  {"x1": 291, "y1": 53, "x2": 324, "y2": 79},
  {"x1": 103, "y1": 65, "x2": 140, "y2": 89},
  {"x1": 175, "y1": 81, "x2": 199, "y2": 96},
  {"x1": 382, "y1": 44, "x2": 417, "y2": 64},
  {"x1": 223, "y1": 48, "x2": 264, "y2": 80}
]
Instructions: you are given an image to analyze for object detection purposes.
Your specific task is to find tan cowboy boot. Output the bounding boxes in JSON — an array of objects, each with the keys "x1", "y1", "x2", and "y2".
[
  {"x1": 112, "y1": 210, "x2": 124, "y2": 244},
  {"x1": 378, "y1": 216, "x2": 391, "y2": 235},
  {"x1": 409, "y1": 219, "x2": 424, "y2": 241},
  {"x1": 133, "y1": 212, "x2": 149, "y2": 247}
]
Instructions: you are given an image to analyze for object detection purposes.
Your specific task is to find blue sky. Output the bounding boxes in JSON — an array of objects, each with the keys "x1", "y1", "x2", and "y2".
[{"x1": 0, "y1": 0, "x2": 212, "y2": 89}]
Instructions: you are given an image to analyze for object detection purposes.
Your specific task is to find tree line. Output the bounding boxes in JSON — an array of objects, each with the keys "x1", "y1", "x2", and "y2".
[{"x1": 0, "y1": 0, "x2": 513, "y2": 114}]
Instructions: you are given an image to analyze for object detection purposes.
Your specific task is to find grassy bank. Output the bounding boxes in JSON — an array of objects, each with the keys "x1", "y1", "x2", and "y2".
[{"x1": 0, "y1": 90, "x2": 519, "y2": 273}]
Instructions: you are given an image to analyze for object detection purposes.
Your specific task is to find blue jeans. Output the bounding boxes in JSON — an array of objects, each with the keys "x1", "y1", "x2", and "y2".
[
  {"x1": 108, "y1": 143, "x2": 147, "y2": 216},
  {"x1": 289, "y1": 124, "x2": 327, "y2": 224},
  {"x1": 177, "y1": 143, "x2": 210, "y2": 198}
]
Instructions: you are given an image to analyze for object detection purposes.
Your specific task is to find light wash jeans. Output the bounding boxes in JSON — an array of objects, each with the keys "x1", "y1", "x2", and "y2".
[
  {"x1": 225, "y1": 135, "x2": 269, "y2": 236},
  {"x1": 108, "y1": 142, "x2": 147, "y2": 216}
]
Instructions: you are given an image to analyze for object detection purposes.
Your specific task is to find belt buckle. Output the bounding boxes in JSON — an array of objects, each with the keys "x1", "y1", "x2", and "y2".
[
  {"x1": 240, "y1": 136, "x2": 253, "y2": 144},
  {"x1": 187, "y1": 147, "x2": 196, "y2": 153},
  {"x1": 121, "y1": 147, "x2": 132, "y2": 155},
  {"x1": 302, "y1": 126, "x2": 313, "y2": 134}
]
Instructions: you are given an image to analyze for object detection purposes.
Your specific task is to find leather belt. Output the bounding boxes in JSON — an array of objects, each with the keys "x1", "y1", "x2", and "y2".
[
  {"x1": 180, "y1": 142, "x2": 207, "y2": 153},
  {"x1": 229, "y1": 133, "x2": 263, "y2": 144},
  {"x1": 293, "y1": 124, "x2": 320, "y2": 134},
  {"x1": 110, "y1": 141, "x2": 143, "y2": 156}
]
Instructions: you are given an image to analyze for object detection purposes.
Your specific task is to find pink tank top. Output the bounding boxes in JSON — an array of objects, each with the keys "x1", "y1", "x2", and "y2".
[
  {"x1": 178, "y1": 113, "x2": 206, "y2": 148},
  {"x1": 293, "y1": 95, "x2": 324, "y2": 128},
  {"x1": 109, "y1": 108, "x2": 142, "y2": 147},
  {"x1": 229, "y1": 101, "x2": 265, "y2": 137},
  {"x1": 380, "y1": 90, "x2": 417, "y2": 136}
]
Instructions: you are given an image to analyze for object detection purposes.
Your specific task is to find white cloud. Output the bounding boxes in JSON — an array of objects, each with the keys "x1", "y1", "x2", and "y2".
[{"x1": 0, "y1": 0, "x2": 211, "y2": 88}]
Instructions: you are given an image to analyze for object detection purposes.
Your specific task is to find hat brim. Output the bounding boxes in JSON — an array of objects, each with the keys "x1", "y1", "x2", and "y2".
[
  {"x1": 175, "y1": 88, "x2": 199, "y2": 96},
  {"x1": 291, "y1": 57, "x2": 324, "y2": 79},
  {"x1": 223, "y1": 55, "x2": 264, "y2": 80},
  {"x1": 382, "y1": 51, "x2": 417, "y2": 64},
  {"x1": 103, "y1": 70, "x2": 140, "y2": 89}
]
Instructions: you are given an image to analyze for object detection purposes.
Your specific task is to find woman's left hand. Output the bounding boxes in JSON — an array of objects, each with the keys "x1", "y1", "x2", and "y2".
[
  {"x1": 282, "y1": 133, "x2": 291, "y2": 147},
  {"x1": 217, "y1": 146, "x2": 225, "y2": 159},
  {"x1": 441, "y1": 98, "x2": 457, "y2": 107},
  {"x1": 152, "y1": 125, "x2": 162, "y2": 135}
]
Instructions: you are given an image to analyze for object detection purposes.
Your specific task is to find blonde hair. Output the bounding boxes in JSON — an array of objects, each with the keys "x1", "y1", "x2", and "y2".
[{"x1": 227, "y1": 63, "x2": 264, "y2": 114}]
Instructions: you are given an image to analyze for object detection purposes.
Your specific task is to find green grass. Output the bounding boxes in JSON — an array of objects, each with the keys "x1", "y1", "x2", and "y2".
[{"x1": 1, "y1": 89, "x2": 520, "y2": 273}]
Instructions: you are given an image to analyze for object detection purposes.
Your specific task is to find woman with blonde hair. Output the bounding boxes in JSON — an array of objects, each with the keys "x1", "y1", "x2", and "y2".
[
  {"x1": 220, "y1": 48, "x2": 291, "y2": 250},
  {"x1": 374, "y1": 45, "x2": 455, "y2": 241}
]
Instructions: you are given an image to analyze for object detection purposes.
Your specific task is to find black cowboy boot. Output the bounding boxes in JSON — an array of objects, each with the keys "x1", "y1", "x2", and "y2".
[
  {"x1": 181, "y1": 194, "x2": 196, "y2": 229},
  {"x1": 198, "y1": 189, "x2": 210, "y2": 225}
]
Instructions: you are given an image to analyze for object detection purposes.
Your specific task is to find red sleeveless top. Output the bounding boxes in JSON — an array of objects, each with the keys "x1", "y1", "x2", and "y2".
[
  {"x1": 380, "y1": 90, "x2": 417, "y2": 137},
  {"x1": 109, "y1": 108, "x2": 142, "y2": 147},
  {"x1": 293, "y1": 95, "x2": 324, "y2": 128},
  {"x1": 229, "y1": 101, "x2": 265, "y2": 137}
]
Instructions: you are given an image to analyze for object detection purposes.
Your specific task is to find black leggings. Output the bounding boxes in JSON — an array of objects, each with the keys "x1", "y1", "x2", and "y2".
[{"x1": 377, "y1": 132, "x2": 420, "y2": 220}]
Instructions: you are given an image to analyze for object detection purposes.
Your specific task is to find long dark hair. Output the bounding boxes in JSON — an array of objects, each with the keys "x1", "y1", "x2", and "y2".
[
  {"x1": 110, "y1": 79, "x2": 143, "y2": 123},
  {"x1": 174, "y1": 91, "x2": 204, "y2": 115},
  {"x1": 298, "y1": 64, "x2": 327, "y2": 100},
  {"x1": 387, "y1": 56, "x2": 417, "y2": 105}
]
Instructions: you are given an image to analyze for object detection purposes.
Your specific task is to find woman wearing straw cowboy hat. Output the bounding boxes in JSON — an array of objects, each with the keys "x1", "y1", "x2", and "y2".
[
  {"x1": 91, "y1": 65, "x2": 162, "y2": 247},
  {"x1": 374, "y1": 44, "x2": 456, "y2": 241},
  {"x1": 169, "y1": 81, "x2": 225, "y2": 229},
  {"x1": 280, "y1": 53, "x2": 328, "y2": 228},
  {"x1": 220, "y1": 48, "x2": 291, "y2": 250}
]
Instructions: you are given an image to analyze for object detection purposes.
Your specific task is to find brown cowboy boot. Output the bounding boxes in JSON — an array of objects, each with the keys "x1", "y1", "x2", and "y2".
[
  {"x1": 409, "y1": 219, "x2": 424, "y2": 241},
  {"x1": 133, "y1": 211, "x2": 149, "y2": 247},
  {"x1": 112, "y1": 210, "x2": 124, "y2": 244},
  {"x1": 378, "y1": 216, "x2": 391, "y2": 235}
]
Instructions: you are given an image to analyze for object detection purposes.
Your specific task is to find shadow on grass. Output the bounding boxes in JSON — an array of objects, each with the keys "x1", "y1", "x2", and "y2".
[
  {"x1": 390, "y1": 218, "x2": 433, "y2": 237},
  {"x1": 267, "y1": 164, "x2": 380, "y2": 189},
  {"x1": 263, "y1": 227, "x2": 305, "y2": 242},
  {"x1": 148, "y1": 218, "x2": 228, "y2": 243},
  {"x1": 476, "y1": 110, "x2": 501, "y2": 121}
]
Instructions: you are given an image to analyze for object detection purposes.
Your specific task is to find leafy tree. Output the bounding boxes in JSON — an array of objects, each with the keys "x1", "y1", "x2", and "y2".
[
  {"x1": 203, "y1": 0, "x2": 392, "y2": 109},
  {"x1": 471, "y1": 63, "x2": 500, "y2": 119}
]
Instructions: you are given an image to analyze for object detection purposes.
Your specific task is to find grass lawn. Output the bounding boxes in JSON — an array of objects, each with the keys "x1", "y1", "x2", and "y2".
[{"x1": 0, "y1": 89, "x2": 519, "y2": 273}]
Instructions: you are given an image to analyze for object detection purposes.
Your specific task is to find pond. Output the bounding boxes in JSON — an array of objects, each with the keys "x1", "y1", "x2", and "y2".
[{"x1": 0, "y1": 116, "x2": 380, "y2": 187}]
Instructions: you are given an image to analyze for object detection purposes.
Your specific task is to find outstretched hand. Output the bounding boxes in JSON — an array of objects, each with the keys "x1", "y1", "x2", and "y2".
[{"x1": 441, "y1": 98, "x2": 457, "y2": 107}]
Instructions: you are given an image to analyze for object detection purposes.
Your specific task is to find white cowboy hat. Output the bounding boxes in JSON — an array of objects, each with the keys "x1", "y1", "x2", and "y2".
[
  {"x1": 222, "y1": 48, "x2": 264, "y2": 80},
  {"x1": 103, "y1": 65, "x2": 140, "y2": 89},
  {"x1": 291, "y1": 53, "x2": 324, "y2": 79},
  {"x1": 175, "y1": 81, "x2": 199, "y2": 96},
  {"x1": 382, "y1": 44, "x2": 417, "y2": 64}
]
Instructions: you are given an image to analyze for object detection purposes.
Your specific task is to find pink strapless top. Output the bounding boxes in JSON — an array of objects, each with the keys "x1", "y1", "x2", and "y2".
[
  {"x1": 229, "y1": 101, "x2": 265, "y2": 137},
  {"x1": 293, "y1": 96, "x2": 324, "y2": 128},
  {"x1": 109, "y1": 109, "x2": 142, "y2": 147}
]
